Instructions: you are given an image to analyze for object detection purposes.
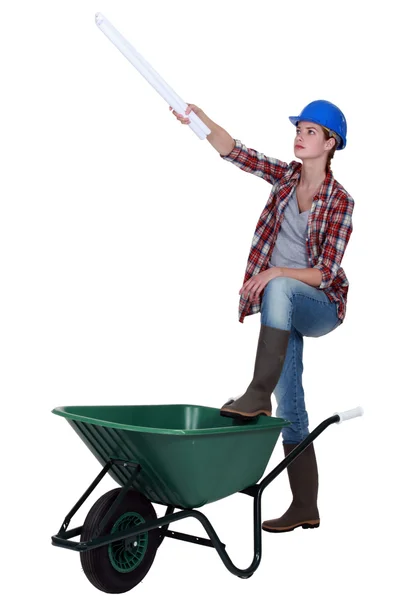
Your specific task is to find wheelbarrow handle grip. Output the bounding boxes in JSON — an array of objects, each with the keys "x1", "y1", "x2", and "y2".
[{"x1": 334, "y1": 406, "x2": 364, "y2": 423}]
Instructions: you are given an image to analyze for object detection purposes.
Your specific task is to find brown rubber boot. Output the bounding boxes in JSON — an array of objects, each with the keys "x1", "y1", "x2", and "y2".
[
  {"x1": 262, "y1": 442, "x2": 320, "y2": 533},
  {"x1": 220, "y1": 325, "x2": 290, "y2": 420}
]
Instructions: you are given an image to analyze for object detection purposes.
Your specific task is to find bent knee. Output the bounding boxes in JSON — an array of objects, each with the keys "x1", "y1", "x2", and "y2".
[{"x1": 264, "y1": 276, "x2": 295, "y2": 297}]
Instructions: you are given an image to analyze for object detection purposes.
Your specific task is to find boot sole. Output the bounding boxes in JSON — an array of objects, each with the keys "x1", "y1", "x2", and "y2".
[
  {"x1": 220, "y1": 408, "x2": 272, "y2": 420},
  {"x1": 262, "y1": 520, "x2": 320, "y2": 533}
]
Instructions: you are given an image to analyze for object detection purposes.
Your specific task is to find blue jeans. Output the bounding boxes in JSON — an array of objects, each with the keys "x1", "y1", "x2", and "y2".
[{"x1": 260, "y1": 277, "x2": 341, "y2": 444}]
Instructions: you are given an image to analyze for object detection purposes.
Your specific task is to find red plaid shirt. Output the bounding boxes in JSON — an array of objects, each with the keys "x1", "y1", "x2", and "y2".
[{"x1": 221, "y1": 139, "x2": 355, "y2": 324}]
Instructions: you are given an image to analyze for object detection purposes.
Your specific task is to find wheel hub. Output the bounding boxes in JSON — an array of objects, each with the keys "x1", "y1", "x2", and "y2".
[{"x1": 108, "y1": 512, "x2": 148, "y2": 573}]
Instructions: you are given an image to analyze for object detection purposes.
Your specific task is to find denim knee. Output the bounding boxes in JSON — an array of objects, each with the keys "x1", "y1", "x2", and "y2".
[{"x1": 263, "y1": 277, "x2": 294, "y2": 299}]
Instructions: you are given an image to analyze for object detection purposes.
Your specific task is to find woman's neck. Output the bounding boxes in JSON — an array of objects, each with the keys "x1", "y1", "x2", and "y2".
[{"x1": 299, "y1": 159, "x2": 327, "y2": 189}]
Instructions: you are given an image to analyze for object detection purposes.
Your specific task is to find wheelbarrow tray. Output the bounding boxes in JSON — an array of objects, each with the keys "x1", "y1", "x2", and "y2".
[{"x1": 52, "y1": 404, "x2": 289, "y2": 509}]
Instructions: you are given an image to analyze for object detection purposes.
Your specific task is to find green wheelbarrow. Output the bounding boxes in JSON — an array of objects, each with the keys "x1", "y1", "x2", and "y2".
[{"x1": 51, "y1": 403, "x2": 363, "y2": 593}]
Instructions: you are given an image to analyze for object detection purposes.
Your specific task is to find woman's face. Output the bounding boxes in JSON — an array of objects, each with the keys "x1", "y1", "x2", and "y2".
[{"x1": 294, "y1": 120, "x2": 334, "y2": 159}]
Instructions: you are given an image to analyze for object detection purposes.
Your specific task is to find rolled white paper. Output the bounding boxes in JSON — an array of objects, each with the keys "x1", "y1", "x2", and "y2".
[{"x1": 95, "y1": 13, "x2": 211, "y2": 140}]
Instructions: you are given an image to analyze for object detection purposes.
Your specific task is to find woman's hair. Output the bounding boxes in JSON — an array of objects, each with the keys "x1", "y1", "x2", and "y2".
[{"x1": 322, "y1": 127, "x2": 338, "y2": 172}]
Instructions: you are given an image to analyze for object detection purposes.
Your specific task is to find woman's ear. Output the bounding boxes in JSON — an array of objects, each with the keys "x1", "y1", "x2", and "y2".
[{"x1": 326, "y1": 138, "x2": 336, "y2": 151}]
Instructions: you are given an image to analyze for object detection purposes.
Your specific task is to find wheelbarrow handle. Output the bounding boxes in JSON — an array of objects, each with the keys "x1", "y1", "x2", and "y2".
[{"x1": 333, "y1": 406, "x2": 364, "y2": 424}]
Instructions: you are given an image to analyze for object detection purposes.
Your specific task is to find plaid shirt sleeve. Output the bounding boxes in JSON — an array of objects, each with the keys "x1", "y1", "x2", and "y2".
[
  {"x1": 220, "y1": 139, "x2": 290, "y2": 185},
  {"x1": 314, "y1": 192, "x2": 355, "y2": 289}
]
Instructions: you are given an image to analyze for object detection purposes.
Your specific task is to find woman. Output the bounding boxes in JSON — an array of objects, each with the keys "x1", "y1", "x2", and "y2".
[{"x1": 170, "y1": 100, "x2": 354, "y2": 533}]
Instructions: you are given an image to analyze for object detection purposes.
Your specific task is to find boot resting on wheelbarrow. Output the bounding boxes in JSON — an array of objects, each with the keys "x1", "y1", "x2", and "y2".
[{"x1": 220, "y1": 325, "x2": 290, "y2": 420}]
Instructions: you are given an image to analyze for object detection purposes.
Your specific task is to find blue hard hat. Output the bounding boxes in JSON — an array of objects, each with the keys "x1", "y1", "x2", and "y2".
[{"x1": 289, "y1": 100, "x2": 347, "y2": 150}]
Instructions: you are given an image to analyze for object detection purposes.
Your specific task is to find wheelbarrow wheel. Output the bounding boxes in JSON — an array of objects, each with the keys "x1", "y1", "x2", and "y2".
[{"x1": 80, "y1": 488, "x2": 158, "y2": 594}]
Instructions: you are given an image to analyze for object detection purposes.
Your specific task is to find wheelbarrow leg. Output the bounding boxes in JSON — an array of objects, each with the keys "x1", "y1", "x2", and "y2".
[
  {"x1": 57, "y1": 461, "x2": 112, "y2": 536},
  {"x1": 55, "y1": 458, "x2": 141, "y2": 538}
]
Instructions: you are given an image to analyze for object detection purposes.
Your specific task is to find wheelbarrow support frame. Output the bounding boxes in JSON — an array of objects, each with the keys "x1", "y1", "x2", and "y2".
[{"x1": 52, "y1": 414, "x2": 340, "y2": 579}]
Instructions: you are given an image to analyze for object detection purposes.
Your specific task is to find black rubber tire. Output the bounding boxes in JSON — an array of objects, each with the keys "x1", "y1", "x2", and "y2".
[{"x1": 80, "y1": 489, "x2": 158, "y2": 594}]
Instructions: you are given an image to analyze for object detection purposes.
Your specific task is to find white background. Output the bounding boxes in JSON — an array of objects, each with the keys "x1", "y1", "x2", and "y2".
[{"x1": 1, "y1": 1, "x2": 398, "y2": 598}]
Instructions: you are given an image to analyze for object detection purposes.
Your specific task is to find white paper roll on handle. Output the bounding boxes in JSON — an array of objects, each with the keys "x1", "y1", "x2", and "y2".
[{"x1": 334, "y1": 406, "x2": 364, "y2": 424}]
